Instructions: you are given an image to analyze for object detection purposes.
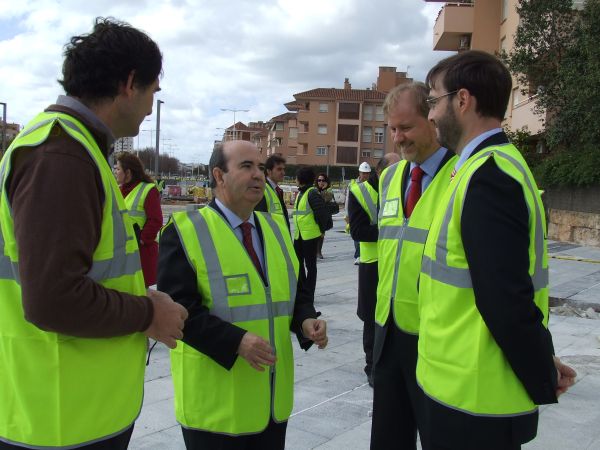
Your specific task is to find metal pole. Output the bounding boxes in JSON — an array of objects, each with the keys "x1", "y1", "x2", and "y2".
[
  {"x1": 0, "y1": 102, "x2": 7, "y2": 156},
  {"x1": 221, "y1": 108, "x2": 249, "y2": 141},
  {"x1": 154, "y1": 100, "x2": 164, "y2": 176},
  {"x1": 326, "y1": 144, "x2": 330, "y2": 177}
]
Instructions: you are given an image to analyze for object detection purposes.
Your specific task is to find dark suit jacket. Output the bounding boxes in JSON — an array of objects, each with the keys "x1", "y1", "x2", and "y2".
[
  {"x1": 157, "y1": 200, "x2": 317, "y2": 370},
  {"x1": 425, "y1": 132, "x2": 558, "y2": 448}
]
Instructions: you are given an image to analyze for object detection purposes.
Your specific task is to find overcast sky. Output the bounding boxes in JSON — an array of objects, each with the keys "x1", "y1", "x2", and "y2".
[{"x1": 0, "y1": 0, "x2": 451, "y2": 164}]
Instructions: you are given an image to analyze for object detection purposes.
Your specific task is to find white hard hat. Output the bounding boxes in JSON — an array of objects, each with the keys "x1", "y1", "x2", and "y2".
[{"x1": 358, "y1": 162, "x2": 371, "y2": 173}]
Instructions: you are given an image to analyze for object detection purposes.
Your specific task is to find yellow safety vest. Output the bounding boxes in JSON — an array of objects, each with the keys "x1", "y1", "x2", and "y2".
[
  {"x1": 264, "y1": 182, "x2": 284, "y2": 217},
  {"x1": 293, "y1": 187, "x2": 321, "y2": 240},
  {"x1": 349, "y1": 180, "x2": 378, "y2": 263},
  {"x1": 169, "y1": 207, "x2": 299, "y2": 434},
  {"x1": 0, "y1": 112, "x2": 146, "y2": 447},
  {"x1": 375, "y1": 157, "x2": 456, "y2": 334},
  {"x1": 125, "y1": 181, "x2": 156, "y2": 229},
  {"x1": 417, "y1": 144, "x2": 549, "y2": 415}
]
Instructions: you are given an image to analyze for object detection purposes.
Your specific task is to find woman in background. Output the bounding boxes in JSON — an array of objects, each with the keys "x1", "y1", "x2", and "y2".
[
  {"x1": 114, "y1": 152, "x2": 163, "y2": 287},
  {"x1": 314, "y1": 172, "x2": 334, "y2": 259}
]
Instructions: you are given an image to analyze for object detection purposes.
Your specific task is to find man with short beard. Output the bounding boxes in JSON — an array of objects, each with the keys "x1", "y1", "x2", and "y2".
[{"x1": 420, "y1": 50, "x2": 576, "y2": 450}]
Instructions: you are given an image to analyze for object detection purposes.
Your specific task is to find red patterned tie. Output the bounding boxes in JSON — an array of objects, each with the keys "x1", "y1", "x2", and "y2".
[
  {"x1": 240, "y1": 222, "x2": 263, "y2": 276},
  {"x1": 405, "y1": 166, "x2": 425, "y2": 218}
]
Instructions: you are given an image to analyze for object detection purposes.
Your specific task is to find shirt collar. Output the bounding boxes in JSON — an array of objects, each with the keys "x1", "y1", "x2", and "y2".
[
  {"x1": 215, "y1": 198, "x2": 256, "y2": 229},
  {"x1": 455, "y1": 128, "x2": 503, "y2": 171},
  {"x1": 267, "y1": 178, "x2": 277, "y2": 189},
  {"x1": 55, "y1": 95, "x2": 116, "y2": 150},
  {"x1": 410, "y1": 147, "x2": 448, "y2": 177}
]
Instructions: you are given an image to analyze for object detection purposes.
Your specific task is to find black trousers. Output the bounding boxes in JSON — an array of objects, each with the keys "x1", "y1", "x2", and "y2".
[
  {"x1": 0, "y1": 426, "x2": 133, "y2": 450},
  {"x1": 181, "y1": 419, "x2": 287, "y2": 450},
  {"x1": 294, "y1": 236, "x2": 319, "y2": 302},
  {"x1": 357, "y1": 261, "x2": 377, "y2": 374},
  {"x1": 370, "y1": 321, "x2": 426, "y2": 450}
]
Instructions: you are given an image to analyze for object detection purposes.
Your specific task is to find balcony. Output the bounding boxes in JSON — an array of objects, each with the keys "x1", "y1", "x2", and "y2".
[{"x1": 433, "y1": 2, "x2": 474, "y2": 51}]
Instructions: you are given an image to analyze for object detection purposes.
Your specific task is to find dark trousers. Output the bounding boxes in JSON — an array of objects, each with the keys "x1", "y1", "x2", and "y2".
[
  {"x1": 370, "y1": 321, "x2": 425, "y2": 450},
  {"x1": 0, "y1": 426, "x2": 133, "y2": 450},
  {"x1": 181, "y1": 419, "x2": 287, "y2": 450},
  {"x1": 294, "y1": 236, "x2": 319, "y2": 302},
  {"x1": 423, "y1": 394, "x2": 529, "y2": 450},
  {"x1": 357, "y1": 262, "x2": 377, "y2": 374},
  {"x1": 317, "y1": 234, "x2": 325, "y2": 257},
  {"x1": 353, "y1": 240, "x2": 360, "y2": 258}
]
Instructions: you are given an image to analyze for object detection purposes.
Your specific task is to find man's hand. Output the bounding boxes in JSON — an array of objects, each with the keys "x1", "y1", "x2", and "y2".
[
  {"x1": 144, "y1": 290, "x2": 188, "y2": 349},
  {"x1": 237, "y1": 332, "x2": 276, "y2": 371},
  {"x1": 302, "y1": 318, "x2": 328, "y2": 349},
  {"x1": 554, "y1": 356, "x2": 577, "y2": 397}
]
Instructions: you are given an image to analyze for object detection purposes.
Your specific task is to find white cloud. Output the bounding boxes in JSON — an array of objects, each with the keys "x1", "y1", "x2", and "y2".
[{"x1": 0, "y1": 0, "x2": 451, "y2": 163}]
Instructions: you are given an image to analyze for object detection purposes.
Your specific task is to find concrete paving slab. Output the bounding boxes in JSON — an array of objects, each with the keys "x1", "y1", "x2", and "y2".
[{"x1": 129, "y1": 216, "x2": 600, "y2": 449}]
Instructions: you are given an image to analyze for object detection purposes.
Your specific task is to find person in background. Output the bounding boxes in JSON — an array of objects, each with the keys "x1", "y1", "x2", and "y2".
[
  {"x1": 158, "y1": 140, "x2": 327, "y2": 449},
  {"x1": 314, "y1": 172, "x2": 333, "y2": 259},
  {"x1": 0, "y1": 17, "x2": 186, "y2": 450},
  {"x1": 114, "y1": 152, "x2": 163, "y2": 287},
  {"x1": 293, "y1": 167, "x2": 330, "y2": 304},
  {"x1": 348, "y1": 153, "x2": 400, "y2": 388},
  {"x1": 255, "y1": 153, "x2": 289, "y2": 229},
  {"x1": 345, "y1": 163, "x2": 371, "y2": 265}
]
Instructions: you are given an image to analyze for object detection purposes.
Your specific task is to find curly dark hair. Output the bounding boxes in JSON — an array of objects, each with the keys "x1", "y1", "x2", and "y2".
[
  {"x1": 59, "y1": 17, "x2": 162, "y2": 101},
  {"x1": 296, "y1": 167, "x2": 315, "y2": 187},
  {"x1": 115, "y1": 152, "x2": 154, "y2": 184},
  {"x1": 314, "y1": 172, "x2": 330, "y2": 190}
]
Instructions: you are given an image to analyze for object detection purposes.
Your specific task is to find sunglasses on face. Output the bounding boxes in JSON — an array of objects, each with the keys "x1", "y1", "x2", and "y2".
[{"x1": 317, "y1": 179, "x2": 326, "y2": 182}]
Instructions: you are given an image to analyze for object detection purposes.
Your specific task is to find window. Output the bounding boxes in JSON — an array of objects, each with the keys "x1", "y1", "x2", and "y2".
[
  {"x1": 362, "y1": 127, "x2": 372, "y2": 143},
  {"x1": 337, "y1": 124, "x2": 359, "y2": 142},
  {"x1": 375, "y1": 106, "x2": 384, "y2": 121},
  {"x1": 500, "y1": 36, "x2": 507, "y2": 53},
  {"x1": 319, "y1": 103, "x2": 329, "y2": 113},
  {"x1": 375, "y1": 127, "x2": 384, "y2": 143},
  {"x1": 336, "y1": 146, "x2": 358, "y2": 164},
  {"x1": 339, "y1": 103, "x2": 360, "y2": 120},
  {"x1": 289, "y1": 127, "x2": 298, "y2": 139},
  {"x1": 275, "y1": 122, "x2": 284, "y2": 131},
  {"x1": 373, "y1": 149, "x2": 384, "y2": 159},
  {"x1": 501, "y1": 0, "x2": 509, "y2": 20},
  {"x1": 316, "y1": 146, "x2": 327, "y2": 156},
  {"x1": 361, "y1": 149, "x2": 371, "y2": 157},
  {"x1": 318, "y1": 124, "x2": 328, "y2": 135},
  {"x1": 512, "y1": 87, "x2": 522, "y2": 107},
  {"x1": 363, "y1": 104, "x2": 374, "y2": 121}
]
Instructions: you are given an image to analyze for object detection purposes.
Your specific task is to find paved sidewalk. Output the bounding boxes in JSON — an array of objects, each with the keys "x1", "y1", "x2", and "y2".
[{"x1": 133, "y1": 212, "x2": 600, "y2": 449}]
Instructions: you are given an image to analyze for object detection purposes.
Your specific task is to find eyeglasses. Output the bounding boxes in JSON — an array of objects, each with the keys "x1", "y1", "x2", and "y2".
[
  {"x1": 317, "y1": 179, "x2": 326, "y2": 182},
  {"x1": 426, "y1": 90, "x2": 458, "y2": 109}
]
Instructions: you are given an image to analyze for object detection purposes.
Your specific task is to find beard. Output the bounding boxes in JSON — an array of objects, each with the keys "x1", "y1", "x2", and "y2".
[{"x1": 436, "y1": 102, "x2": 462, "y2": 153}]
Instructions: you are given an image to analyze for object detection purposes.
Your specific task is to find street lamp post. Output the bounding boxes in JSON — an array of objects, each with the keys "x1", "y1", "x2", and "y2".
[
  {"x1": 155, "y1": 99, "x2": 164, "y2": 176},
  {"x1": 0, "y1": 102, "x2": 7, "y2": 156},
  {"x1": 326, "y1": 144, "x2": 333, "y2": 177},
  {"x1": 220, "y1": 108, "x2": 249, "y2": 140}
]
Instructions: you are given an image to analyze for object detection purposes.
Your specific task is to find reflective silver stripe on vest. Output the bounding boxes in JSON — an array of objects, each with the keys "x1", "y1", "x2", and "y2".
[
  {"x1": 378, "y1": 225, "x2": 428, "y2": 243},
  {"x1": 185, "y1": 208, "x2": 293, "y2": 323},
  {"x1": 14, "y1": 118, "x2": 56, "y2": 140},
  {"x1": 357, "y1": 182, "x2": 377, "y2": 225},
  {"x1": 262, "y1": 213, "x2": 297, "y2": 315},
  {"x1": 292, "y1": 189, "x2": 313, "y2": 216},
  {"x1": 128, "y1": 183, "x2": 151, "y2": 217},
  {"x1": 378, "y1": 163, "x2": 400, "y2": 221},
  {"x1": 424, "y1": 149, "x2": 548, "y2": 291}
]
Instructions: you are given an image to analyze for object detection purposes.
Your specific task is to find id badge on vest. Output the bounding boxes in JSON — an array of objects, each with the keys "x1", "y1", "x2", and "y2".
[
  {"x1": 381, "y1": 198, "x2": 400, "y2": 218},
  {"x1": 224, "y1": 273, "x2": 252, "y2": 296}
]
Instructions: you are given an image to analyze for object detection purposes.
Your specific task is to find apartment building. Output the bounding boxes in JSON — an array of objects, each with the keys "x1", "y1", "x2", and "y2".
[
  {"x1": 1, "y1": 121, "x2": 21, "y2": 151},
  {"x1": 283, "y1": 67, "x2": 411, "y2": 168},
  {"x1": 114, "y1": 136, "x2": 134, "y2": 152},
  {"x1": 265, "y1": 112, "x2": 298, "y2": 163},
  {"x1": 426, "y1": 0, "x2": 544, "y2": 135}
]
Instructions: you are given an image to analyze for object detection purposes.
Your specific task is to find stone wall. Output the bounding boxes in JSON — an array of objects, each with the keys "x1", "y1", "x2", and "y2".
[{"x1": 545, "y1": 187, "x2": 600, "y2": 247}]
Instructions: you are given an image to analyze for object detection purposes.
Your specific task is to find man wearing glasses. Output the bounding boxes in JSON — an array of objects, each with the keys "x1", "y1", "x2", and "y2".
[{"x1": 419, "y1": 50, "x2": 576, "y2": 449}]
